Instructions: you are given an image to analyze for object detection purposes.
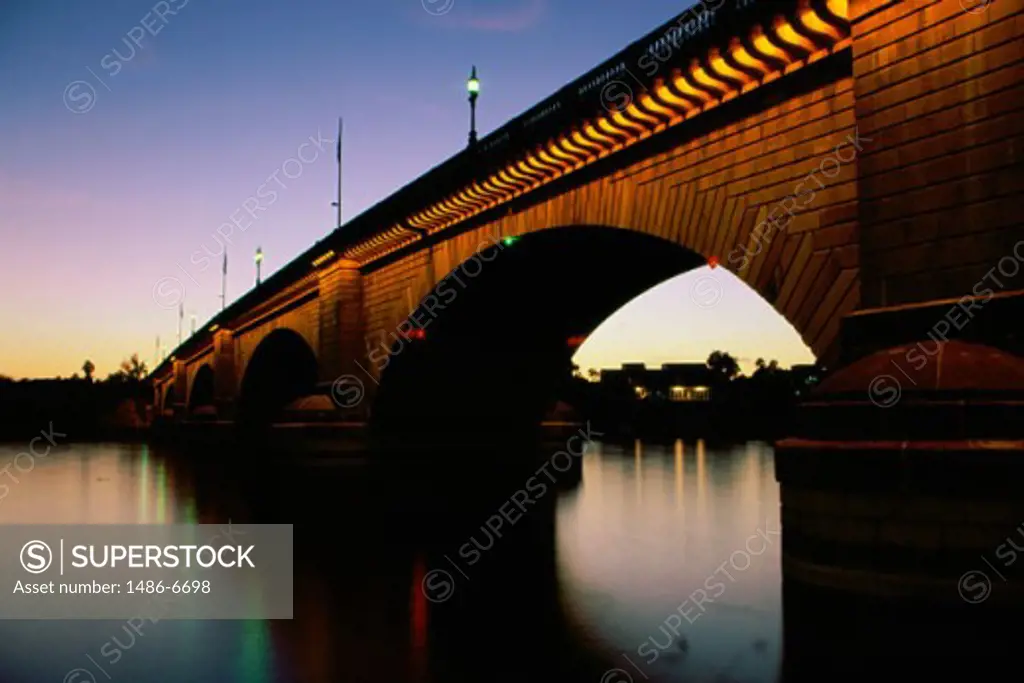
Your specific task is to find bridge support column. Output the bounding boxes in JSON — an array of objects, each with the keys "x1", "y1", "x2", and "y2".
[
  {"x1": 172, "y1": 360, "x2": 187, "y2": 419},
  {"x1": 790, "y1": 0, "x2": 1024, "y2": 629},
  {"x1": 317, "y1": 259, "x2": 368, "y2": 419},
  {"x1": 776, "y1": 342, "x2": 1024, "y2": 669},
  {"x1": 212, "y1": 329, "x2": 236, "y2": 419}
]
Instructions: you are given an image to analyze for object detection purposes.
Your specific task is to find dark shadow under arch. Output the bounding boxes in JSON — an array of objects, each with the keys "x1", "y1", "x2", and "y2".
[
  {"x1": 188, "y1": 364, "x2": 214, "y2": 412},
  {"x1": 238, "y1": 328, "x2": 318, "y2": 427},
  {"x1": 371, "y1": 225, "x2": 707, "y2": 443}
]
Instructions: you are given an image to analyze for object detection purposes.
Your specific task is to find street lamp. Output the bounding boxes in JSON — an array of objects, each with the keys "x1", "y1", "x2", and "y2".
[
  {"x1": 255, "y1": 247, "x2": 264, "y2": 286},
  {"x1": 467, "y1": 66, "x2": 480, "y2": 147}
]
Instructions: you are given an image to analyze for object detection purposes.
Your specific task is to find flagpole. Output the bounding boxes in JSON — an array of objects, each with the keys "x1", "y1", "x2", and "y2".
[
  {"x1": 335, "y1": 117, "x2": 343, "y2": 228},
  {"x1": 220, "y1": 251, "x2": 227, "y2": 311},
  {"x1": 177, "y1": 302, "x2": 183, "y2": 346}
]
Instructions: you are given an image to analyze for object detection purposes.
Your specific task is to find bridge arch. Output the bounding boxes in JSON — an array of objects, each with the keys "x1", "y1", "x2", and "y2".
[
  {"x1": 364, "y1": 72, "x2": 860, "y2": 380},
  {"x1": 369, "y1": 224, "x2": 812, "y2": 439},
  {"x1": 237, "y1": 328, "x2": 319, "y2": 425},
  {"x1": 187, "y1": 364, "x2": 215, "y2": 413},
  {"x1": 233, "y1": 301, "x2": 320, "y2": 393}
]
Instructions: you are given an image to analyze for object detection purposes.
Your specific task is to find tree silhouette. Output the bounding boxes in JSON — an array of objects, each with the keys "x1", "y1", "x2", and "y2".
[
  {"x1": 752, "y1": 358, "x2": 779, "y2": 379},
  {"x1": 123, "y1": 354, "x2": 148, "y2": 380},
  {"x1": 82, "y1": 360, "x2": 95, "y2": 382},
  {"x1": 106, "y1": 354, "x2": 148, "y2": 383},
  {"x1": 706, "y1": 350, "x2": 741, "y2": 382}
]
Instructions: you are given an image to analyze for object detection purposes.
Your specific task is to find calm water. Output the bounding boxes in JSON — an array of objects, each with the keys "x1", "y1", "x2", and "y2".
[{"x1": 0, "y1": 438, "x2": 782, "y2": 683}]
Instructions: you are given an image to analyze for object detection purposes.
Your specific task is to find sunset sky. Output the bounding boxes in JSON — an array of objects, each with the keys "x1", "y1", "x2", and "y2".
[{"x1": 0, "y1": 0, "x2": 813, "y2": 379}]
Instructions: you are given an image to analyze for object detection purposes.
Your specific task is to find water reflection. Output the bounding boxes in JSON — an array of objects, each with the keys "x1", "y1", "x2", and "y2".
[
  {"x1": 558, "y1": 439, "x2": 781, "y2": 683},
  {"x1": 0, "y1": 438, "x2": 783, "y2": 683}
]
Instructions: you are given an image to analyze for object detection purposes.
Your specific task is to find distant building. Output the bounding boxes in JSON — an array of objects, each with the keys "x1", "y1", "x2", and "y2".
[
  {"x1": 658, "y1": 363, "x2": 713, "y2": 401},
  {"x1": 598, "y1": 363, "x2": 646, "y2": 395},
  {"x1": 598, "y1": 363, "x2": 713, "y2": 401}
]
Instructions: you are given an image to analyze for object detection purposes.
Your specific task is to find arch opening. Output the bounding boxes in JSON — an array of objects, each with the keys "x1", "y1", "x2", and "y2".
[
  {"x1": 371, "y1": 226, "x2": 708, "y2": 443},
  {"x1": 370, "y1": 224, "x2": 819, "y2": 444},
  {"x1": 187, "y1": 364, "x2": 215, "y2": 415},
  {"x1": 238, "y1": 328, "x2": 318, "y2": 426}
]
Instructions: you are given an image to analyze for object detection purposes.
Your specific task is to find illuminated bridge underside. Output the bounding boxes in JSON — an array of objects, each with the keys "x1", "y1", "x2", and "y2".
[{"x1": 149, "y1": 0, "x2": 1024, "y2": 428}]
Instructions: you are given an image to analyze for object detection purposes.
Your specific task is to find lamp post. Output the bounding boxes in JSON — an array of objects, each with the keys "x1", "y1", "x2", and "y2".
[
  {"x1": 255, "y1": 247, "x2": 264, "y2": 286},
  {"x1": 467, "y1": 66, "x2": 480, "y2": 147}
]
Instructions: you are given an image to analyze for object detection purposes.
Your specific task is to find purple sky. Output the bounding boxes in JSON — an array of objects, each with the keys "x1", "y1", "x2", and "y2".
[{"x1": 0, "y1": 0, "x2": 812, "y2": 379}]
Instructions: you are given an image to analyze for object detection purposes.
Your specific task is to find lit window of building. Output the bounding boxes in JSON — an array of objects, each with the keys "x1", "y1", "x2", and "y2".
[{"x1": 669, "y1": 385, "x2": 711, "y2": 401}]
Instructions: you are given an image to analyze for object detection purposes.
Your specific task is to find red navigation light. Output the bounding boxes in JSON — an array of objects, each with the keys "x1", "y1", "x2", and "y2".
[
  {"x1": 707, "y1": 256, "x2": 719, "y2": 269},
  {"x1": 408, "y1": 328, "x2": 426, "y2": 341},
  {"x1": 567, "y1": 335, "x2": 587, "y2": 348}
]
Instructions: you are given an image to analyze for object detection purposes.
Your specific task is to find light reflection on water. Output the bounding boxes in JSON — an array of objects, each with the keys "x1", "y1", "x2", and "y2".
[
  {"x1": 0, "y1": 442, "x2": 280, "y2": 683},
  {"x1": 558, "y1": 439, "x2": 781, "y2": 683},
  {"x1": 0, "y1": 438, "x2": 782, "y2": 683}
]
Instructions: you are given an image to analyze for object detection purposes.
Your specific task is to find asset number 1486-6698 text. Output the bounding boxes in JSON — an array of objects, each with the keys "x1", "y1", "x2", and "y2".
[{"x1": 126, "y1": 580, "x2": 210, "y2": 594}]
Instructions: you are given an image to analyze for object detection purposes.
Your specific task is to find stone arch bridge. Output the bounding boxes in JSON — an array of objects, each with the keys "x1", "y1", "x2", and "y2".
[{"x1": 150, "y1": 0, "x2": 1024, "y2": 433}]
